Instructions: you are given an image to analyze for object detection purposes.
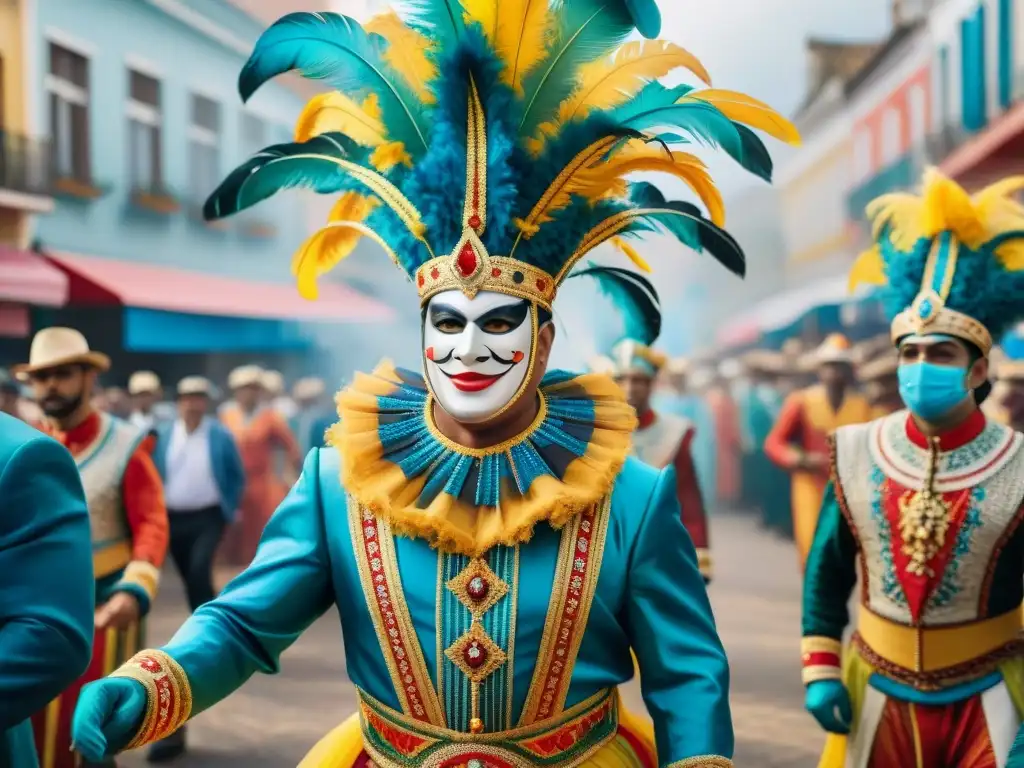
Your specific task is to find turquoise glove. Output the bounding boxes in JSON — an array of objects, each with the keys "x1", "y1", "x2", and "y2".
[
  {"x1": 805, "y1": 679, "x2": 852, "y2": 735},
  {"x1": 1008, "y1": 723, "x2": 1024, "y2": 768},
  {"x1": 71, "y1": 678, "x2": 146, "y2": 762}
]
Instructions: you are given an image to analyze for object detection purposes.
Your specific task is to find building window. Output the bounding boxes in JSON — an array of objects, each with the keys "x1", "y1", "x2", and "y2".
[
  {"x1": 961, "y1": 4, "x2": 988, "y2": 131},
  {"x1": 47, "y1": 43, "x2": 90, "y2": 181},
  {"x1": 881, "y1": 107, "x2": 902, "y2": 165},
  {"x1": 188, "y1": 94, "x2": 220, "y2": 202},
  {"x1": 126, "y1": 69, "x2": 162, "y2": 190}
]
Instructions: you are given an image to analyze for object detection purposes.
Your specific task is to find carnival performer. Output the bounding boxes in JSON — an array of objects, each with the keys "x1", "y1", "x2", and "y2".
[
  {"x1": 71, "y1": 3, "x2": 798, "y2": 765},
  {"x1": 765, "y1": 333, "x2": 872, "y2": 570},
  {"x1": 586, "y1": 266, "x2": 712, "y2": 581},
  {"x1": 801, "y1": 169, "x2": 1024, "y2": 768},
  {"x1": 12, "y1": 327, "x2": 168, "y2": 768},
  {"x1": 0, "y1": 411, "x2": 95, "y2": 768},
  {"x1": 218, "y1": 364, "x2": 301, "y2": 565}
]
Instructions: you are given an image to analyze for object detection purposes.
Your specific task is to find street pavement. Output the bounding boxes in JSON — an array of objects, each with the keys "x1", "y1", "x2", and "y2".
[{"x1": 122, "y1": 512, "x2": 824, "y2": 767}]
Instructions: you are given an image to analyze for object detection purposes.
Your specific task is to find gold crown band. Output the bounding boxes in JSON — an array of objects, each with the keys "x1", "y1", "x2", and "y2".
[
  {"x1": 416, "y1": 228, "x2": 557, "y2": 308},
  {"x1": 891, "y1": 297, "x2": 993, "y2": 355}
]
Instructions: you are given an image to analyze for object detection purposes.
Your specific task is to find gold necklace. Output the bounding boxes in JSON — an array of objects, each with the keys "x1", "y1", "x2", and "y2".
[{"x1": 897, "y1": 436, "x2": 956, "y2": 577}]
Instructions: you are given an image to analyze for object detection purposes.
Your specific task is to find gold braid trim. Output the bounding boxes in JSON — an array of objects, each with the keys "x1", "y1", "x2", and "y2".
[
  {"x1": 118, "y1": 560, "x2": 160, "y2": 602},
  {"x1": 666, "y1": 757, "x2": 733, "y2": 767},
  {"x1": 110, "y1": 650, "x2": 192, "y2": 749}
]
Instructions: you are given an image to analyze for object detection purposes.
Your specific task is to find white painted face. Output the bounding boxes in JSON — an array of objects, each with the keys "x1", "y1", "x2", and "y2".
[{"x1": 423, "y1": 289, "x2": 535, "y2": 424}]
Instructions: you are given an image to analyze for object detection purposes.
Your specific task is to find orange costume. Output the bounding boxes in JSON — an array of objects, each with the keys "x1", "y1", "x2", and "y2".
[
  {"x1": 706, "y1": 382, "x2": 742, "y2": 507},
  {"x1": 764, "y1": 382, "x2": 872, "y2": 569},
  {"x1": 32, "y1": 411, "x2": 168, "y2": 768},
  {"x1": 220, "y1": 404, "x2": 300, "y2": 565}
]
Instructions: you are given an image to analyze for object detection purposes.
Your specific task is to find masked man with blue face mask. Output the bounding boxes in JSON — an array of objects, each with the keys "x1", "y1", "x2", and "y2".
[{"x1": 800, "y1": 168, "x2": 1024, "y2": 768}]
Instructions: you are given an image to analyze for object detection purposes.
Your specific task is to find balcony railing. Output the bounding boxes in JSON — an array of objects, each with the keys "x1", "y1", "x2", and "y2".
[
  {"x1": 0, "y1": 130, "x2": 53, "y2": 198},
  {"x1": 846, "y1": 153, "x2": 919, "y2": 222}
]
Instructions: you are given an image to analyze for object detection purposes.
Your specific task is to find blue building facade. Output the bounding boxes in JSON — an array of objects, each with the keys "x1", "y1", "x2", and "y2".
[{"x1": 20, "y1": 0, "x2": 388, "y2": 385}]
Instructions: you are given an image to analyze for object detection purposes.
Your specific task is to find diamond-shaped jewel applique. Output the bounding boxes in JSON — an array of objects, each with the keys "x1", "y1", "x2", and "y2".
[
  {"x1": 444, "y1": 622, "x2": 507, "y2": 683},
  {"x1": 448, "y1": 227, "x2": 490, "y2": 296},
  {"x1": 918, "y1": 299, "x2": 933, "y2": 319},
  {"x1": 447, "y1": 557, "x2": 509, "y2": 617}
]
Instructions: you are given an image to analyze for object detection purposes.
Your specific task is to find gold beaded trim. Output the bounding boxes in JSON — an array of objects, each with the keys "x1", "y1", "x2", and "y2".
[
  {"x1": 666, "y1": 757, "x2": 733, "y2": 767},
  {"x1": 111, "y1": 650, "x2": 192, "y2": 749},
  {"x1": 120, "y1": 560, "x2": 160, "y2": 601},
  {"x1": 800, "y1": 636, "x2": 843, "y2": 656},
  {"x1": 891, "y1": 303, "x2": 992, "y2": 355},
  {"x1": 416, "y1": 251, "x2": 557, "y2": 308}
]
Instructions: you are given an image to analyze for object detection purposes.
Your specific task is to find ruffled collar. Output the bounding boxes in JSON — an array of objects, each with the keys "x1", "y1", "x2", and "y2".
[{"x1": 329, "y1": 362, "x2": 636, "y2": 556}]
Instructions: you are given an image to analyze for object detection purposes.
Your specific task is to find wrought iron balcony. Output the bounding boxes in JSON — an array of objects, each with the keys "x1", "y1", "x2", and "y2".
[{"x1": 0, "y1": 130, "x2": 53, "y2": 200}]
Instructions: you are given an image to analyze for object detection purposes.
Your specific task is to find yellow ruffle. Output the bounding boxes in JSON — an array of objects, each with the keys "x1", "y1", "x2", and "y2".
[{"x1": 329, "y1": 361, "x2": 636, "y2": 556}]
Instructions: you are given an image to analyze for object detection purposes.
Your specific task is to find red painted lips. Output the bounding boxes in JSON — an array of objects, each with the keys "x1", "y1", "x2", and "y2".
[{"x1": 446, "y1": 371, "x2": 505, "y2": 392}]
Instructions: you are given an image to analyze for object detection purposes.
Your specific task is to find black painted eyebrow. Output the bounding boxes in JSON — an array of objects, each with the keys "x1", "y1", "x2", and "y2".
[
  {"x1": 429, "y1": 303, "x2": 467, "y2": 323},
  {"x1": 474, "y1": 300, "x2": 529, "y2": 327}
]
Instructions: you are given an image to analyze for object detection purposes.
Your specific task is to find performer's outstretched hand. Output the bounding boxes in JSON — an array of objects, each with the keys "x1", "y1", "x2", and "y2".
[
  {"x1": 1008, "y1": 723, "x2": 1024, "y2": 768},
  {"x1": 71, "y1": 678, "x2": 147, "y2": 762},
  {"x1": 805, "y1": 679, "x2": 852, "y2": 734}
]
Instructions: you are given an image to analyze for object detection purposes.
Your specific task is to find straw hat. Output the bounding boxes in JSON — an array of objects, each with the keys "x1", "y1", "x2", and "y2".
[
  {"x1": 227, "y1": 364, "x2": 264, "y2": 390},
  {"x1": 292, "y1": 376, "x2": 326, "y2": 402},
  {"x1": 12, "y1": 327, "x2": 110, "y2": 377},
  {"x1": 998, "y1": 359, "x2": 1024, "y2": 381},
  {"x1": 127, "y1": 370, "x2": 161, "y2": 395},
  {"x1": 815, "y1": 333, "x2": 854, "y2": 365},
  {"x1": 261, "y1": 369, "x2": 285, "y2": 395},
  {"x1": 177, "y1": 376, "x2": 213, "y2": 397}
]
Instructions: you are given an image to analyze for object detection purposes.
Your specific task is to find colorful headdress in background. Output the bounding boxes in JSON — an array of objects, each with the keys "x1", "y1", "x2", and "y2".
[
  {"x1": 203, "y1": 2, "x2": 799, "y2": 306},
  {"x1": 849, "y1": 168, "x2": 1024, "y2": 355},
  {"x1": 574, "y1": 264, "x2": 666, "y2": 376}
]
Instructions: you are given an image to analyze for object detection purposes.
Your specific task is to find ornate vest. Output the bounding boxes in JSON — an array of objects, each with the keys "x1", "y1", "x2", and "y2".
[
  {"x1": 77, "y1": 413, "x2": 145, "y2": 579},
  {"x1": 631, "y1": 412, "x2": 690, "y2": 470}
]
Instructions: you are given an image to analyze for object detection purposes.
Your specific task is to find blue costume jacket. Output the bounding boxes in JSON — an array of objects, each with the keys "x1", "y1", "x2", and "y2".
[
  {"x1": 0, "y1": 413, "x2": 94, "y2": 768},
  {"x1": 151, "y1": 417, "x2": 246, "y2": 521},
  {"x1": 89, "y1": 367, "x2": 734, "y2": 767}
]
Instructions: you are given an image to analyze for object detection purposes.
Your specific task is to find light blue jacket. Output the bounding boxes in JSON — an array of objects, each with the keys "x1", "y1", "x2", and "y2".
[
  {"x1": 0, "y1": 413, "x2": 94, "y2": 768},
  {"x1": 151, "y1": 418, "x2": 246, "y2": 522}
]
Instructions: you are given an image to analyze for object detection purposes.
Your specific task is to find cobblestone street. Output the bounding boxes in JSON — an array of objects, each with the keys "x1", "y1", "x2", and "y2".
[{"x1": 122, "y1": 512, "x2": 824, "y2": 768}]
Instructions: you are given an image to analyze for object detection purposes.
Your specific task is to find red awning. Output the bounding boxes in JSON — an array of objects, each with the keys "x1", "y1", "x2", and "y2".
[
  {"x1": 0, "y1": 246, "x2": 69, "y2": 306},
  {"x1": 46, "y1": 251, "x2": 394, "y2": 322}
]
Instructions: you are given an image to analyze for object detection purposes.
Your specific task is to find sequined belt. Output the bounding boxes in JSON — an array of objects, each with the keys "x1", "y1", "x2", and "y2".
[
  {"x1": 357, "y1": 687, "x2": 618, "y2": 767},
  {"x1": 854, "y1": 605, "x2": 1024, "y2": 687}
]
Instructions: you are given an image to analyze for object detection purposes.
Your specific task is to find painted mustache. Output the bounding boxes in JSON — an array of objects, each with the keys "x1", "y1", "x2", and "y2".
[{"x1": 426, "y1": 346, "x2": 526, "y2": 392}]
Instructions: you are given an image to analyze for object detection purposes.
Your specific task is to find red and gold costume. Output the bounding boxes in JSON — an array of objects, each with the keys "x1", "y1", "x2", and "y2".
[
  {"x1": 765, "y1": 339, "x2": 872, "y2": 569},
  {"x1": 219, "y1": 403, "x2": 300, "y2": 565},
  {"x1": 32, "y1": 410, "x2": 168, "y2": 768}
]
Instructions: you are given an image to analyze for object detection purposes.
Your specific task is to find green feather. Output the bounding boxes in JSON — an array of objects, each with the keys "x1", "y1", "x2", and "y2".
[
  {"x1": 402, "y1": 0, "x2": 465, "y2": 50},
  {"x1": 520, "y1": 0, "x2": 634, "y2": 137}
]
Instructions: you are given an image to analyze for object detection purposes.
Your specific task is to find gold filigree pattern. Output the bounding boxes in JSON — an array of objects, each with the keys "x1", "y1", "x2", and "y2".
[
  {"x1": 447, "y1": 557, "x2": 509, "y2": 617},
  {"x1": 444, "y1": 621, "x2": 508, "y2": 684},
  {"x1": 666, "y1": 758, "x2": 733, "y2": 768},
  {"x1": 416, "y1": 252, "x2": 557, "y2": 308},
  {"x1": 111, "y1": 650, "x2": 192, "y2": 749}
]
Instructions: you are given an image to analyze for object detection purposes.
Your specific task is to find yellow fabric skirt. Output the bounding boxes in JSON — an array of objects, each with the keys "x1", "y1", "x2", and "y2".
[{"x1": 298, "y1": 696, "x2": 656, "y2": 767}]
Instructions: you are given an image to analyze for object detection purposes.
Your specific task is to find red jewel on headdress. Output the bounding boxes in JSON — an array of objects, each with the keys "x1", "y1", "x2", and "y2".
[
  {"x1": 536, "y1": 279, "x2": 547, "y2": 292},
  {"x1": 457, "y1": 243, "x2": 478, "y2": 277},
  {"x1": 431, "y1": 267, "x2": 440, "y2": 280},
  {"x1": 417, "y1": 273, "x2": 425, "y2": 287},
  {"x1": 512, "y1": 351, "x2": 524, "y2": 363},
  {"x1": 491, "y1": 267, "x2": 502, "y2": 278},
  {"x1": 468, "y1": 214, "x2": 482, "y2": 230},
  {"x1": 426, "y1": 347, "x2": 435, "y2": 361}
]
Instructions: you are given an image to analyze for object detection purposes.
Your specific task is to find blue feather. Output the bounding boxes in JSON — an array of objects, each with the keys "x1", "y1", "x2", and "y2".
[
  {"x1": 615, "y1": 100, "x2": 744, "y2": 167},
  {"x1": 238, "y1": 12, "x2": 428, "y2": 156},
  {"x1": 570, "y1": 264, "x2": 662, "y2": 345},
  {"x1": 734, "y1": 123, "x2": 773, "y2": 182},
  {"x1": 402, "y1": 0, "x2": 465, "y2": 50},
  {"x1": 623, "y1": 0, "x2": 662, "y2": 38},
  {"x1": 519, "y1": 0, "x2": 635, "y2": 136},
  {"x1": 203, "y1": 133, "x2": 366, "y2": 220}
]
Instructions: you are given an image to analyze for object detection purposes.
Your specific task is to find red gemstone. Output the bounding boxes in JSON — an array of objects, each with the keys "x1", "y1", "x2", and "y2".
[
  {"x1": 463, "y1": 641, "x2": 487, "y2": 669},
  {"x1": 469, "y1": 214, "x2": 482, "y2": 230},
  {"x1": 467, "y1": 576, "x2": 489, "y2": 601},
  {"x1": 457, "y1": 243, "x2": 478, "y2": 277},
  {"x1": 536, "y1": 279, "x2": 547, "y2": 292},
  {"x1": 431, "y1": 267, "x2": 440, "y2": 280},
  {"x1": 491, "y1": 267, "x2": 502, "y2": 278},
  {"x1": 417, "y1": 273, "x2": 425, "y2": 287}
]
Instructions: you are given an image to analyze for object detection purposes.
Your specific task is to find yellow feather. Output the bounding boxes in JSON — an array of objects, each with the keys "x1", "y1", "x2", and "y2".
[
  {"x1": 294, "y1": 92, "x2": 386, "y2": 145},
  {"x1": 574, "y1": 147, "x2": 725, "y2": 226},
  {"x1": 996, "y1": 241, "x2": 1024, "y2": 271},
  {"x1": 611, "y1": 236, "x2": 651, "y2": 272},
  {"x1": 493, "y1": 0, "x2": 551, "y2": 95},
  {"x1": 558, "y1": 40, "x2": 711, "y2": 125},
  {"x1": 684, "y1": 89, "x2": 801, "y2": 145},
  {"x1": 364, "y1": 11, "x2": 437, "y2": 104},
  {"x1": 291, "y1": 192, "x2": 380, "y2": 300},
  {"x1": 369, "y1": 141, "x2": 413, "y2": 172},
  {"x1": 848, "y1": 246, "x2": 886, "y2": 293},
  {"x1": 462, "y1": 0, "x2": 498, "y2": 41}
]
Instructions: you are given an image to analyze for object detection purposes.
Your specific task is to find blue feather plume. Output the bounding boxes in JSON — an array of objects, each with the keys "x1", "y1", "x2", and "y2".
[{"x1": 570, "y1": 263, "x2": 662, "y2": 346}]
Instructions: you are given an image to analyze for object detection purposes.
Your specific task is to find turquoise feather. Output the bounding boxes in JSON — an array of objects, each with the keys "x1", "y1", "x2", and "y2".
[
  {"x1": 519, "y1": 0, "x2": 635, "y2": 136},
  {"x1": 571, "y1": 264, "x2": 662, "y2": 345},
  {"x1": 403, "y1": 0, "x2": 465, "y2": 50},
  {"x1": 623, "y1": 0, "x2": 662, "y2": 38},
  {"x1": 616, "y1": 101, "x2": 744, "y2": 168},
  {"x1": 203, "y1": 133, "x2": 365, "y2": 220},
  {"x1": 237, "y1": 12, "x2": 429, "y2": 157}
]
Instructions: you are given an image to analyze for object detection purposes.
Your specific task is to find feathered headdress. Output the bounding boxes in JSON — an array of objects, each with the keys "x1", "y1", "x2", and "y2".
[
  {"x1": 849, "y1": 168, "x2": 1024, "y2": 354},
  {"x1": 573, "y1": 263, "x2": 666, "y2": 376},
  {"x1": 204, "y1": 3, "x2": 799, "y2": 308}
]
